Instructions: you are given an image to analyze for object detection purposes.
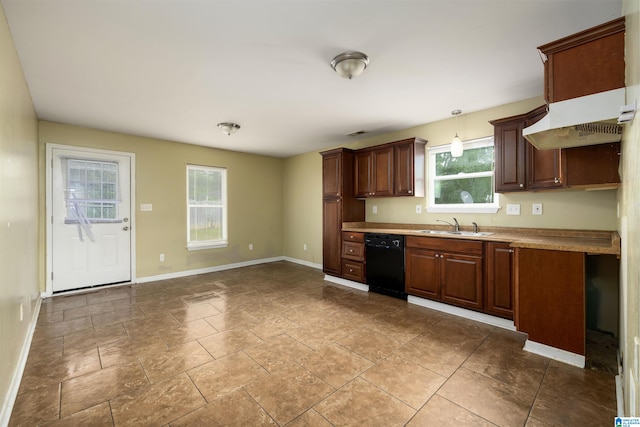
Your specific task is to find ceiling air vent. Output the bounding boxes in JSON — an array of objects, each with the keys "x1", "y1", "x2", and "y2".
[{"x1": 346, "y1": 130, "x2": 367, "y2": 137}]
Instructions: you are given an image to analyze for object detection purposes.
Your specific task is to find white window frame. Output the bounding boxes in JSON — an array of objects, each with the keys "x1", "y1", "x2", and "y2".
[
  {"x1": 186, "y1": 164, "x2": 228, "y2": 250},
  {"x1": 427, "y1": 136, "x2": 500, "y2": 214}
]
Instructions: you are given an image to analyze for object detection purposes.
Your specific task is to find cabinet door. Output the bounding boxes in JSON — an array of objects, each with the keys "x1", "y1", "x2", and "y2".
[
  {"x1": 394, "y1": 143, "x2": 415, "y2": 196},
  {"x1": 355, "y1": 151, "x2": 373, "y2": 197},
  {"x1": 322, "y1": 152, "x2": 342, "y2": 197},
  {"x1": 494, "y1": 120, "x2": 526, "y2": 192},
  {"x1": 373, "y1": 147, "x2": 394, "y2": 197},
  {"x1": 440, "y1": 253, "x2": 483, "y2": 311},
  {"x1": 485, "y1": 242, "x2": 514, "y2": 319},
  {"x1": 405, "y1": 247, "x2": 440, "y2": 300},
  {"x1": 527, "y1": 146, "x2": 564, "y2": 190},
  {"x1": 322, "y1": 198, "x2": 342, "y2": 276}
]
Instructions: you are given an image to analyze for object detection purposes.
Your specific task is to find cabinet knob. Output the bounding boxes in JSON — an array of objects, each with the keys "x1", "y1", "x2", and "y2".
[
  {"x1": 350, "y1": 236, "x2": 354, "y2": 239},
  {"x1": 408, "y1": 190, "x2": 412, "y2": 194},
  {"x1": 349, "y1": 269, "x2": 353, "y2": 273},
  {"x1": 554, "y1": 177, "x2": 560, "y2": 184},
  {"x1": 349, "y1": 249, "x2": 354, "y2": 253},
  {"x1": 519, "y1": 183, "x2": 524, "y2": 188}
]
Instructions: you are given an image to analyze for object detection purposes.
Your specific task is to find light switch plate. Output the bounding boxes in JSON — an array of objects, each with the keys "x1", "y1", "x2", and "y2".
[
  {"x1": 415, "y1": 205, "x2": 422, "y2": 214},
  {"x1": 140, "y1": 203, "x2": 153, "y2": 211},
  {"x1": 506, "y1": 204, "x2": 520, "y2": 215},
  {"x1": 372, "y1": 206, "x2": 377, "y2": 214}
]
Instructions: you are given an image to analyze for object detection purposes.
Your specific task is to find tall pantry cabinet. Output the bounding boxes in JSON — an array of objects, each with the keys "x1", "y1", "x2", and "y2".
[{"x1": 320, "y1": 148, "x2": 365, "y2": 277}]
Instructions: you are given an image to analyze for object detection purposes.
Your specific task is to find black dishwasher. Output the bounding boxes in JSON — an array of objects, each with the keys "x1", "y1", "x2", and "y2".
[{"x1": 365, "y1": 233, "x2": 406, "y2": 300}]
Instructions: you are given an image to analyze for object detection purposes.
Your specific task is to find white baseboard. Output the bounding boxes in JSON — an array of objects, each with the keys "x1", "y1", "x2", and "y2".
[
  {"x1": 407, "y1": 295, "x2": 516, "y2": 331},
  {"x1": 523, "y1": 339, "x2": 585, "y2": 368},
  {"x1": 323, "y1": 275, "x2": 369, "y2": 292},
  {"x1": 282, "y1": 257, "x2": 322, "y2": 270},
  {"x1": 1, "y1": 295, "x2": 42, "y2": 427},
  {"x1": 136, "y1": 256, "x2": 288, "y2": 283}
]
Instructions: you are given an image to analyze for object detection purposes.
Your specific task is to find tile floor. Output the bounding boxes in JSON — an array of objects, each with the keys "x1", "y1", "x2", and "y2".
[{"x1": 9, "y1": 261, "x2": 616, "y2": 426}]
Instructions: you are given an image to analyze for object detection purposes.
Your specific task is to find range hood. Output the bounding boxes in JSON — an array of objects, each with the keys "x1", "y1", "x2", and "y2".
[{"x1": 523, "y1": 88, "x2": 625, "y2": 150}]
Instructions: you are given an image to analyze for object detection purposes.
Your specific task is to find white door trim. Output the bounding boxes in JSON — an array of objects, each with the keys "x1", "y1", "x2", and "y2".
[{"x1": 45, "y1": 143, "x2": 136, "y2": 297}]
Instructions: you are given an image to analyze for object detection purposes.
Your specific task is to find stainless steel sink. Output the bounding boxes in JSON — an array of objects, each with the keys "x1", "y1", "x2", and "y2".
[{"x1": 417, "y1": 230, "x2": 494, "y2": 236}]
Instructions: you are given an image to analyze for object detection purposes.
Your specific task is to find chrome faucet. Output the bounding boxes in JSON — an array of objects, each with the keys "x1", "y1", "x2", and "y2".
[
  {"x1": 437, "y1": 218, "x2": 460, "y2": 232},
  {"x1": 472, "y1": 222, "x2": 478, "y2": 233}
]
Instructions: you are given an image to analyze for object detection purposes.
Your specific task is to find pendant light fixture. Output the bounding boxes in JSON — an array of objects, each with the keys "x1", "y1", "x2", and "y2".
[
  {"x1": 450, "y1": 110, "x2": 463, "y2": 157},
  {"x1": 330, "y1": 51, "x2": 370, "y2": 79},
  {"x1": 217, "y1": 122, "x2": 240, "y2": 136}
]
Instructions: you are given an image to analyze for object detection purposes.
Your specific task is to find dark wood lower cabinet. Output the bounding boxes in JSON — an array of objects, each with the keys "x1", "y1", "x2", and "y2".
[
  {"x1": 322, "y1": 198, "x2": 342, "y2": 276},
  {"x1": 405, "y1": 248, "x2": 440, "y2": 300},
  {"x1": 440, "y1": 252, "x2": 483, "y2": 311},
  {"x1": 516, "y1": 248, "x2": 585, "y2": 355},
  {"x1": 485, "y1": 242, "x2": 515, "y2": 319},
  {"x1": 405, "y1": 237, "x2": 483, "y2": 311}
]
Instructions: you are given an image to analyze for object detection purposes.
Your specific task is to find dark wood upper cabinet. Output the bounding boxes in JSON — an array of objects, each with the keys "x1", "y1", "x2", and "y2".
[
  {"x1": 322, "y1": 151, "x2": 342, "y2": 198},
  {"x1": 491, "y1": 105, "x2": 619, "y2": 192},
  {"x1": 539, "y1": 17, "x2": 625, "y2": 103},
  {"x1": 355, "y1": 137, "x2": 426, "y2": 198},
  {"x1": 394, "y1": 139, "x2": 426, "y2": 197},
  {"x1": 492, "y1": 115, "x2": 527, "y2": 192},
  {"x1": 355, "y1": 146, "x2": 393, "y2": 197}
]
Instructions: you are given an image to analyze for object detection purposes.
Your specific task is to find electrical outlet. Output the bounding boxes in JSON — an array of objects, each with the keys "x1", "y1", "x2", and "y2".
[
  {"x1": 415, "y1": 205, "x2": 422, "y2": 214},
  {"x1": 249, "y1": 243, "x2": 253, "y2": 251},
  {"x1": 372, "y1": 206, "x2": 377, "y2": 214},
  {"x1": 303, "y1": 244, "x2": 307, "y2": 251},
  {"x1": 506, "y1": 204, "x2": 520, "y2": 215},
  {"x1": 159, "y1": 253, "x2": 165, "y2": 262},
  {"x1": 19, "y1": 303, "x2": 23, "y2": 322},
  {"x1": 532, "y1": 203, "x2": 543, "y2": 215}
]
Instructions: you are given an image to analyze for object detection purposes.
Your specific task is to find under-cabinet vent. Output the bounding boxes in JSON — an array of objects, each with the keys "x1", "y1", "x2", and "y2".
[{"x1": 575, "y1": 122, "x2": 623, "y2": 136}]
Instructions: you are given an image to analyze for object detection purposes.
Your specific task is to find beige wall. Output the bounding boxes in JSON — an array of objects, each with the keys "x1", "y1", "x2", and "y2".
[
  {"x1": 621, "y1": 0, "x2": 639, "y2": 415},
  {"x1": 282, "y1": 151, "x2": 322, "y2": 265},
  {"x1": 0, "y1": 4, "x2": 40, "y2": 420},
  {"x1": 39, "y1": 122, "x2": 284, "y2": 281}
]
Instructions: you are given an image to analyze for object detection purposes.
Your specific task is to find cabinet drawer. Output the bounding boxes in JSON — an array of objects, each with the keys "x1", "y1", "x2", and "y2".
[
  {"x1": 342, "y1": 231, "x2": 364, "y2": 243},
  {"x1": 342, "y1": 241, "x2": 365, "y2": 261},
  {"x1": 406, "y1": 236, "x2": 483, "y2": 255},
  {"x1": 342, "y1": 260, "x2": 365, "y2": 283}
]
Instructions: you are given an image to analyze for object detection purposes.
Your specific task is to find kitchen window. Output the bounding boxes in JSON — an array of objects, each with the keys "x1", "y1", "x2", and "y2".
[
  {"x1": 427, "y1": 136, "x2": 500, "y2": 213},
  {"x1": 186, "y1": 165, "x2": 228, "y2": 250}
]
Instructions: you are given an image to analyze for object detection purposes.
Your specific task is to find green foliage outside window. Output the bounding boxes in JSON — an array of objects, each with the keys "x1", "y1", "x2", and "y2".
[{"x1": 433, "y1": 146, "x2": 495, "y2": 205}]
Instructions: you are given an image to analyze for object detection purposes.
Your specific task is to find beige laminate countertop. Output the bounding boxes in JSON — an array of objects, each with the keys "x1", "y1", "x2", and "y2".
[{"x1": 342, "y1": 222, "x2": 621, "y2": 256}]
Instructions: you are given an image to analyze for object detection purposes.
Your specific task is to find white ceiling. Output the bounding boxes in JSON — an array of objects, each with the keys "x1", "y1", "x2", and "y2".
[{"x1": 1, "y1": 0, "x2": 622, "y2": 158}]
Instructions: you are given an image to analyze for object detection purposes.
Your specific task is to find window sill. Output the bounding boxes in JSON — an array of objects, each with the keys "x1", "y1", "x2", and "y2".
[
  {"x1": 186, "y1": 241, "x2": 228, "y2": 251},
  {"x1": 427, "y1": 205, "x2": 500, "y2": 214}
]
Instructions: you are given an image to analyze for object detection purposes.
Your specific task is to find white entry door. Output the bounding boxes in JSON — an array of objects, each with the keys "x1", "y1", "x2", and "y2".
[{"x1": 51, "y1": 147, "x2": 132, "y2": 292}]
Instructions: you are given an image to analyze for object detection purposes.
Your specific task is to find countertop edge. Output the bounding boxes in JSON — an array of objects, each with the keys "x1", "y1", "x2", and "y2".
[{"x1": 342, "y1": 223, "x2": 621, "y2": 256}]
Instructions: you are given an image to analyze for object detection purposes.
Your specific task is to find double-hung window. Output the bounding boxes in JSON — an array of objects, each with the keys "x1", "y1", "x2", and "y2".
[
  {"x1": 427, "y1": 136, "x2": 500, "y2": 213},
  {"x1": 187, "y1": 165, "x2": 228, "y2": 250}
]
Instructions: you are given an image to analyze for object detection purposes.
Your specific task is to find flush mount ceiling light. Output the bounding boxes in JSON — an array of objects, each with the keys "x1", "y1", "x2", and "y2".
[
  {"x1": 217, "y1": 122, "x2": 240, "y2": 136},
  {"x1": 330, "y1": 51, "x2": 369, "y2": 79},
  {"x1": 450, "y1": 110, "x2": 463, "y2": 158}
]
